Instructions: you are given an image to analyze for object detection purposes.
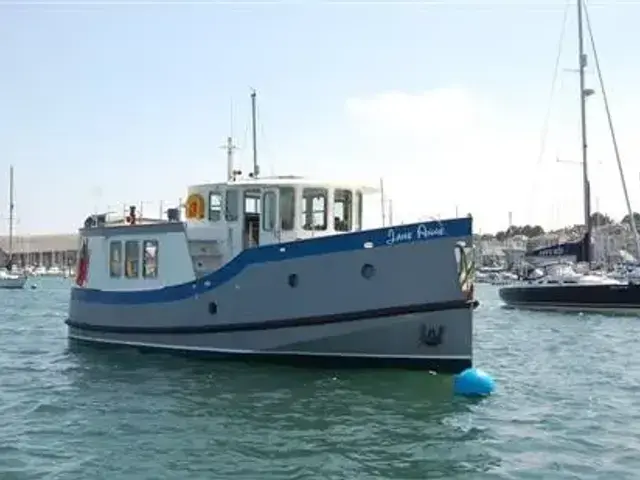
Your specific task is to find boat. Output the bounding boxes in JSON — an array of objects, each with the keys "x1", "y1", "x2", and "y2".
[
  {"x1": 499, "y1": 0, "x2": 640, "y2": 314},
  {"x1": 65, "y1": 91, "x2": 478, "y2": 373},
  {"x1": 0, "y1": 166, "x2": 27, "y2": 290}
]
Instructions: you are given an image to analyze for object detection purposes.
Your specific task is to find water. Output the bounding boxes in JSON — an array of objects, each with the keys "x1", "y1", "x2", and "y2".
[{"x1": 1, "y1": 279, "x2": 640, "y2": 479}]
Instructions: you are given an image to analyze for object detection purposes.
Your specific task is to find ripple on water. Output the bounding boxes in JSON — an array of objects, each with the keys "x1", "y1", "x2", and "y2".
[{"x1": 2, "y1": 281, "x2": 640, "y2": 478}]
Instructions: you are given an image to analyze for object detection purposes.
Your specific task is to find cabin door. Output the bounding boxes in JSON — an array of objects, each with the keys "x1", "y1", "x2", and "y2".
[{"x1": 260, "y1": 188, "x2": 281, "y2": 246}]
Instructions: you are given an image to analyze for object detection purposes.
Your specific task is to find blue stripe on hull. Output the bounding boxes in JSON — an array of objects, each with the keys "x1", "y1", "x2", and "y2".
[
  {"x1": 68, "y1": 337, "x2": 472, "y2": 373},
  {"x1": 72, "y1": 217, "x2": 472, "y2": 305}
]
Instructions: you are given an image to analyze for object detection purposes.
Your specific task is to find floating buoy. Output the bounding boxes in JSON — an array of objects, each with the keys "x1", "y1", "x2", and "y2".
[{"x1": 453, "y1": 367, "x2": 495, "y2": 397}]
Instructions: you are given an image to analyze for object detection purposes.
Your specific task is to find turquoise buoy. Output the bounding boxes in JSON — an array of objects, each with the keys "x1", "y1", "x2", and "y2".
[{"x1": 453, "y1": 367, "x2": 495, "y2": 397}]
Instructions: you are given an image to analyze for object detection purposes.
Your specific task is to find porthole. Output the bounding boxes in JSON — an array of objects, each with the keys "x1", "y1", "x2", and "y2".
[
  {"x1": 288, "y1": 274, "x2": 299, "y2": 288},
  {"x1": 361, "y1": 263, "x2": 376, "y2": 279},
  {"x1": 208, "y1": 302, "x2": 218, "y2": 315}
]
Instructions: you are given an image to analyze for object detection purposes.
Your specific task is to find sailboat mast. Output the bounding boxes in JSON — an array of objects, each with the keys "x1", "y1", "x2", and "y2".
[
  {"x1": 577, "y1": 0, "x2": 591, "y2": 261},
  {"x1": 250, "y1": 89, "x2": 260, "y2": 178},
  {"x1": 8, "y1": 165, "x2": 14, "y2": 260}
]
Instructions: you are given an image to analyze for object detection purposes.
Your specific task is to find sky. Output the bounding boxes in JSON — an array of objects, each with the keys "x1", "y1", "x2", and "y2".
[{"x1": 1, "y1": 0, "x2": 640, "y2": 235}]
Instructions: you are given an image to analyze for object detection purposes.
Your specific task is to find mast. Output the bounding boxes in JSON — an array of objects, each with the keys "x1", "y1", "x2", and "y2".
[
  {"x1": 250, "y1": 89, "x2": 260, "y2": 178},
  {"x1": 223, "y1": 136, "x2": 237, "y2": 181},
  {"x1": 577, "y1": 0, "x2": 591, "y2": 262},
  {"x1": 8, "y1": 165, "x2": 14, "y2": 267}
]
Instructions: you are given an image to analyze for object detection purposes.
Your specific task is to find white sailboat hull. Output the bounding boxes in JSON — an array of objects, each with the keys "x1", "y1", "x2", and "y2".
[{"x1": 0, "y1": 274, "x2": 27, "y2": 289}]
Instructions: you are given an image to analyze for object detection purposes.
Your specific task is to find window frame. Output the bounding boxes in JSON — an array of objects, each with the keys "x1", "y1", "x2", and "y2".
[
  {"x1": 142, "y1": 240, "x2": 159, "y2": 279},
  {"x1": 262, "y1": 190, "x2": 277, "y2": 232},
  {"x1": 279, "y1": 186, "x2": 295, "y2": 231},
  {"x1": 244, "y1": 190, "x2": 261, "y2": 214},
  {"x1": 109, "y1": 241, "x2": 123, "y2": 278},
  {"x1": 209, "y1": 191, "x2": 223, "y2": 222},
  {"x1": 355, "y1": 191, "x2": 363, "y2": 231},
  {"x1": 225, "y1": 189, "x2": 239, "y2": 222},
  {"x1": 301, "y1": 188, "x2": 328, "y2": 231},
  {"x1": 124, "y1": 240, "x2": 140, "y2": 279},
  {"x1": 333, "y1": 189, "x2": 353, "y2": 232}
]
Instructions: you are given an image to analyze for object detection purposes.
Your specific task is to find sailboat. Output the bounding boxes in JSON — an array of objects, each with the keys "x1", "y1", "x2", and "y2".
[
  {"x1": 0, "y1": 166, "x2": 27, "y2": 289},
  {"x1": 499, "y1": 0, "x2": 640, "y2": 314}
]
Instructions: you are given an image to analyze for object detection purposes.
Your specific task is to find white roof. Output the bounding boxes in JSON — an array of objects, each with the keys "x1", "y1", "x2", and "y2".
[{"x1": 189, "y1": 175, "x2": 379, "y2": 194}]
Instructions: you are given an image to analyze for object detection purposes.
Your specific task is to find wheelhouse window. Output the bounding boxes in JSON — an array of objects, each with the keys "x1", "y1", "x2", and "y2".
[
  {"x1": 279, "y1": 186, "x2": 295, "y2": 231},
  {"x1": 225, "y1": 189, "x2": 239, "y2": 222},
  {"x1": 209, "y1": 192, "x2": 222, "y2": 222},
  {"x1": 262, "y1": 191, "x2": 277, "y2": 231},
  {"x1": 125, "y1": 240, "x2": 140, "y2": 278},
  {"x1": 355, "y1": 191, "x2": 363, "y2": 231},
  {"x1": 302, "y1": 188, "x2": 327, "y2": 231},
  {"x1": 143, "y1": 240, "x2": 158, "y2": 278},
  {"x1": 109, "y1": 241, "x2": 123, "y2": 278},
  {"x1": 333, "y1": 189, "x2": 353, "y2": 232},
  {"x1": 244, "y1": 190, "x2": 261, "y2": 214}
]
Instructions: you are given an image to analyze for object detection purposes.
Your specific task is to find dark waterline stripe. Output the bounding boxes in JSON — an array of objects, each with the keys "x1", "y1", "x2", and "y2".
[{"x1": 66, "y1": 299, "x2": 479, "y2": 335}]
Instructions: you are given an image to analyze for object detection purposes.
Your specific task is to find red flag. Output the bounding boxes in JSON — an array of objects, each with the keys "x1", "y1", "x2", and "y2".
[{"x1": 75, "y1": 239, "x2": 90, "y2": 287}]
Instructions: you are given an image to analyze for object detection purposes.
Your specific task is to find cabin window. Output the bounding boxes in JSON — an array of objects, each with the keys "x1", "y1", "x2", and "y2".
[
  {"x1": 262, "y1": 191, "x2": 277, "y2": 231},
  {"x1": 109, "y1": 241, "x2": 123, "y2": 278},
  {"x1": 302, "y1": 188, "x2": 327, "y2": 231},
  {"x1": 279, "y1": 187, "x2": 295, "y2": 231},
  {"x1": 225, "y1": 189, "x2": 239, "y2": 221},
  {"x1": 143, "y1": 240, "x2": 158, "y2": 278},
  {"x1": 209, "y1": 192, "x2": 222, "y2": 222},
  {"x1": 125, "y1": 240, "x2": 140, "y2": 278},
  {"x1": 355, "y1": 191, "x2": 363, "y2": 231},
  {"x1": 333, "y1": 189, "x2": 353, "y2": 232},
  {"x1": 244, "y1": 191, "x2": 261, "y2": 214}
]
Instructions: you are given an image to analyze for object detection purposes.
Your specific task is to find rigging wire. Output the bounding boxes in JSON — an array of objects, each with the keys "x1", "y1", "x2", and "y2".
[
  {"x1": 525, "y1": 0, "x2": 570, "y2": 224},
  {"x1": 537, "y1": 0, "x2": 570, "y2": 167},
  {"x1": 583, "y1": 0, "x2": 640, "y2": 257},
  {"x1": 257, "y1": 103, "x2": 276, "y2": 177}
]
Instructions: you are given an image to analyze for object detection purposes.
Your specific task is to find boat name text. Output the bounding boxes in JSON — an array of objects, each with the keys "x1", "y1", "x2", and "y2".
[
  {"x1": 386, "y1": 224, "x2": 446, "y2": 246},
  {"x1": 537, "y1": 247, "x2": 568, "y2": 256}
]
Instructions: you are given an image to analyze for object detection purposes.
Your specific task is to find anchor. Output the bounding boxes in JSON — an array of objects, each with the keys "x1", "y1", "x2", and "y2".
[{"x1": 419, "y1": 325, "x2": 444, "y2": 347}]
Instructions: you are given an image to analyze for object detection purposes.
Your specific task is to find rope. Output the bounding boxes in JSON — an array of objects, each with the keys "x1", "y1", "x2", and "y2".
[
  {"x1": 583, "y1": 0, "x2": 640, "y2": 258},
  {"x1": 457, "y1": 244, "x2": 475, "y2": 299},
  {"x1": 526, "y1": 0, "x2": 571, "y2": 221}
]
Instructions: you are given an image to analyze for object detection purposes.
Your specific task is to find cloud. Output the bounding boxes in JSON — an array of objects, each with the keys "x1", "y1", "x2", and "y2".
[
  {"x1": 346, "y1": 88, "x2": 480, "y2": 141},
  {"x1": 344, "y1": 87, "x2": 541, "y2": 232}
]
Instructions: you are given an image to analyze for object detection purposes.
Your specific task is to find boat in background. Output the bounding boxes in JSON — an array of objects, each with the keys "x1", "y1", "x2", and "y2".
[
  {"x1": 0, "y1": 166, "x2": 27, "y2": 290},
  {"x1": 499, "y1": 236, "x2": 640, "y2": 314},
  {"x1": 499, "y1": 0, "x2": 640, "y2": 314},
  {"x1": 0, "y1": 269, "x2": 27, "y2": 289},
  {"x1": 65, "y1": 91, "x2": 478, "y2": 373}
]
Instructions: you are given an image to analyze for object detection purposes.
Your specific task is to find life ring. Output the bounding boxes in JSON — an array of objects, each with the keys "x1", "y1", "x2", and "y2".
[{"x1": 185, "y1": 194, "x2": 205, "y2": 219}]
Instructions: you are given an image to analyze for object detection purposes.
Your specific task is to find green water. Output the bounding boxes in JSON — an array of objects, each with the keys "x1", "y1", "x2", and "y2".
[{"x1": 1, "y1": 279, "x2": 639, "y2": 479}]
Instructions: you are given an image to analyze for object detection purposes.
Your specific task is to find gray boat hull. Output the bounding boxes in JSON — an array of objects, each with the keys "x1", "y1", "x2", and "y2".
[{"x1": 66, "y1": 218, "x2": 475, "y2": 372}]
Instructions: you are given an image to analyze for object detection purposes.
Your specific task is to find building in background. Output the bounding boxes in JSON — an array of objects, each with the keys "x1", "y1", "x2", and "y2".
[{"x1": 0, "y1": 234, "x2": 78, "y2": 269}]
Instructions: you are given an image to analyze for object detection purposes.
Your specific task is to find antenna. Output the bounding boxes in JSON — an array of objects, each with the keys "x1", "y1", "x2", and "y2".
[
  {"x1": 379, "y1": 178, "x2": 386, "y2": 227},
  {"x1": 229, "y1": 97, "x2": 234, "y2": 138},
  {"x1": 220, "y1": 136, "x2": 238, "y2": 181},
  {"x1": 250, "y1": 89, "x2": 260, "y2": 178}
]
